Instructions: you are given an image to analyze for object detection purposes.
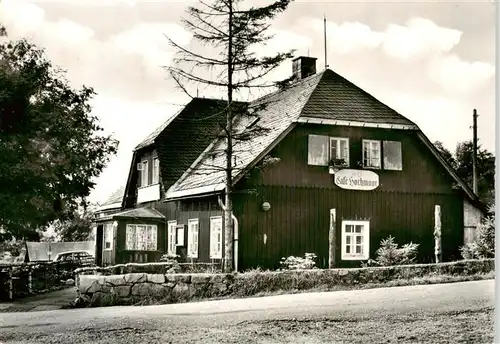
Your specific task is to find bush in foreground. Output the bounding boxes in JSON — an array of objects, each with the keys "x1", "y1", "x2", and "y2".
[
  {"x1": 362, "y1": 236, "x2": 419, "y2": 267},
  {"x1": 279, "y1": 253, "x2": 317, "y2": 270},
  {"x1": 461, "y1": 211, "x2": 495, "y2": 259}
]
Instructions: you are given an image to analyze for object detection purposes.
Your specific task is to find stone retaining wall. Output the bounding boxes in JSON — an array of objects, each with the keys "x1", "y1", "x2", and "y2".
[{"x1": 76, "y1": 259, "x2": 494, "y2": 307}]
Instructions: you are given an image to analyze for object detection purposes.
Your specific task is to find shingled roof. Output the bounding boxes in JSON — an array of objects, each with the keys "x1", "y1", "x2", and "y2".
[
  {"x1": 122, "y1": 98, "x2": 245, "y2": 208},
  {"x1": 166, "y1": 71, "x2": 325, "y2": 198},
  {"x1": 165, "y1": 68, "x2": 479, "y2": 204},
  {"x1": 300, "y1": 69, "x2": 418, "y2": 126},
  {"x1": 95, "y1": 207, "x2": 165, "y2": 222}
]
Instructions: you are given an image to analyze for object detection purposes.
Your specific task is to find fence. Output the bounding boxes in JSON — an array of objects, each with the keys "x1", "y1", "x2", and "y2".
[{"x1": 0, "y1": 261, "x2": 94, "y2": 301}]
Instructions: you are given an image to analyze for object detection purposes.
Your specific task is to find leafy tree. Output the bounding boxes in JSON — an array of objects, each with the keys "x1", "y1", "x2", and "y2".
[
  {"x1": 0, "y1": 28, "x2": 118, "y2": 241},
  {"x1": 434, "y1": 140, "x2": 495, "y2": 207},
  {"x1": 52, "y1": 207, "x2": 96, "y2": 242},
  {"x1": 166, "y1": 0, "x2": 294, "y2": 272}
]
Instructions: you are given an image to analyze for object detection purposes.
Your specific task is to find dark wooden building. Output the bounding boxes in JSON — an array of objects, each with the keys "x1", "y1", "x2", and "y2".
[{"x1": 94, "y1": 56, "x2": 484, "y2": 270}]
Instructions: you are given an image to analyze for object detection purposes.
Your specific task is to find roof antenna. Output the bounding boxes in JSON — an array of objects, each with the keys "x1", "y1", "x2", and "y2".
[
  {"x1": 324, "y1": 15, "x2": 329, "y2": 70},
  {"x1": 196, "y1": 87, "x2": 199, "y2": 98}
]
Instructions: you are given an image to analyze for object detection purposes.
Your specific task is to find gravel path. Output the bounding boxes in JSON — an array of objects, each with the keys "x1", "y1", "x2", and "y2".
[{"x1": 0, "y1": 280, "x2": 494, "y2": 344}]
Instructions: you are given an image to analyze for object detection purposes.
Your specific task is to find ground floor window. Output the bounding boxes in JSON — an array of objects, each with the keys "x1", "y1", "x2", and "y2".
[
  {"x1": 210, "y1": 216, "x2": 223, "y2": 259},
  {"x1": 167, "y1": 221, "x2": 177, "y2": 255},
  {"x1": 126, "y1": 224, "x2": 158, "y2": 251},
  {"x1": 187, "y1": 218, "x2": 199, "y2": 258},
  {"x1": 341, "y1": 220, "x2": 369, "y2": 260}
]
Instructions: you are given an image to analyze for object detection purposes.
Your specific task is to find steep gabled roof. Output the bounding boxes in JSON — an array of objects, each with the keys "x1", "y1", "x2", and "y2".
[
  {"x1": 166, "y1": 71, "x2": 325, "y2": 198},
  {"x1": 301, "y1": 69, "x2": 418, "y2": 127},
  {"x1": 165, "y1": 68, "x2": 480, "y2": 206},
  {"x1": 122, "y1": 98, "x2": 243, "y2": 208},
  {"x1": 134, "y1": 111, "x2": 179, "y2": 151}
]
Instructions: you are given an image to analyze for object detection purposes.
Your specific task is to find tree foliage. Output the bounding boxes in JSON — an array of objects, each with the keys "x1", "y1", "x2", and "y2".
[
  {"x1": 52, "y1": 208, "x2": 95, "y2": 242},
  {"x1": 166, "y1": 0, "x2": 294, "y2": 272},
  {"x1": 434, "y1": 140, "x2": 495, "y2": 207},
  {"x1": 0, "y1": 28, "x2": 118, "y2": 241}
]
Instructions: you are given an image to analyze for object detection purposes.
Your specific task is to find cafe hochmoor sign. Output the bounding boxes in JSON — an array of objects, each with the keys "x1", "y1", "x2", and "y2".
[{"x1": 334, "y1": 169, "x2": 380, "y2": 191}]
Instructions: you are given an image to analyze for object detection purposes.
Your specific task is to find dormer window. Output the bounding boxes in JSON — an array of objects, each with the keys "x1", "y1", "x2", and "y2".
[
  {"x1": 152, "y1": 157, "x2": 160, "y2": 184},
  {"x1": 140, "y1": 160, "x2": 148, "y2": 186}
]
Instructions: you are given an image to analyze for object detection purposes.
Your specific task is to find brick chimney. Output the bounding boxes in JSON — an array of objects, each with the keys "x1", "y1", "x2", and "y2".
[{"x1": 292, "y1": 56, "x2": 317, "y2": 80}]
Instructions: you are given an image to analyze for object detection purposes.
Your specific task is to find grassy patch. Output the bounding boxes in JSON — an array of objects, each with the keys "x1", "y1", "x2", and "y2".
[
  {"x1": 149, "y1": 271, "x2": 495, "y2": 306},
  {"x1": 212, "y1": 307, "x2": 493, "y2": 344},
  {"x1": 28, "y1": 306, "x2": 492, "y2": 344}
]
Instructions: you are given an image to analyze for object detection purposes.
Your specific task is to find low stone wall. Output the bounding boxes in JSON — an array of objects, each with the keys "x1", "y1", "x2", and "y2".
[
  {"x1": 1, "y1": 261, "x2": 86, "y2": 301},
  {"x1": 76, "y1": 259, "x2": 494, "y2": 307}
]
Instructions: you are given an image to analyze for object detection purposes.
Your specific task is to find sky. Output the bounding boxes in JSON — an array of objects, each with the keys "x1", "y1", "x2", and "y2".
[{"x1": 0, "y1": 0, "x2": 495, "y2": 205}]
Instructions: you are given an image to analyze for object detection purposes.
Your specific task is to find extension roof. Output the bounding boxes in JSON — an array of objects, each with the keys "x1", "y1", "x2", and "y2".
[{"x1": 95, "y1": 207, "x2": 165, "y2": 222}]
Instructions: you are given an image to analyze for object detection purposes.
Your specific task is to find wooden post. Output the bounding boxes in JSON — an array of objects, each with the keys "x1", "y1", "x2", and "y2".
[
  {"x1": 329, "y1": 208, "x2": 336, "y2": 269},
  {"x1": 472, "y1": 109, "x2": 478, "y2": 195},
  {"x1": 8, "y1": 267, "x2": 13, "y2": 300},
  {"x1": 28, "y1": 269, "x2": 32, "y2": 294},
  {"x1": 434, "y1": 205, "x2": 442, "y2": 263}
]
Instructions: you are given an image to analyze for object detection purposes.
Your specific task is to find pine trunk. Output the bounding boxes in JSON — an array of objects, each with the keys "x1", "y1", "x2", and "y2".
[{"x1": 223, "y1": 0, "x2": 234, "y2": 273}]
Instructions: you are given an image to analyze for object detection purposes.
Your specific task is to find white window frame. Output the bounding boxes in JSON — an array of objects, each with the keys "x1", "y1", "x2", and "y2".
[
  {"x1": 362, "y1": 139, "x2": 381, "y2": 169},
  {"x1": 103, "y1": 223, "x2": 113, "y2": 251},
  {"x1": 209, "y1": 216, "x2": 223, "y2": 259},
  {"x1": 187, "y1": 218, "x2": 199, "y2": 258},
  {"x1": 341, "y1": 220, "x2": 370, "y2": 260},
  {"x1": 125, "y1": 224, "x2": 158, "y2": 251},
  {"x1": 141, "y1": 160, "x2": 148, "y2": 187},
  {"x1": 329, "y1": 137, "x2": 349, "y2": 166},
  {"x1": 152, "y1": 157, "x2": 160, "y2": 184},
  {"x1": 167, "y1": 220, "x2": 177, "y2": 255}
]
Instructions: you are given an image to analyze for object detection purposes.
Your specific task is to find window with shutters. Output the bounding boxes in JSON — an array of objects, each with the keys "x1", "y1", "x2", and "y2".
[
  {"x1": 308, "y1": 134, "x2": 349, "y2": 166},
  {"x1": 330, "y1": 137, "x2": 349, "y2": 166},
  {"x1": 362, "y1": 140, "x2": 381, "y2": 169},
  {"x1": 209, "y1": 216, "x2": 223, "y2": 259},
  {"x1": 187, "y1": 219, "x2": 199, "y2": 258}
]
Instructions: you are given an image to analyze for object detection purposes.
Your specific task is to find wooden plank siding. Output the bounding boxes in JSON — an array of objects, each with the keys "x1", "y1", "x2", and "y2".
[
  {"x1": 230, "y1": 124, "x2": 464, "y2": 270},
  {"x1": 248, "y1": 124, "x2": 456, "y2": 194},
  {"x1": 121, "y1": 124, "x2": 466, "y2": 271},
  {"x1": 155, "y1": 198, "x2": 225, "y2": 266},
  {"x1": 233, "y1": 186, "x2": 463, "y2": 270}
]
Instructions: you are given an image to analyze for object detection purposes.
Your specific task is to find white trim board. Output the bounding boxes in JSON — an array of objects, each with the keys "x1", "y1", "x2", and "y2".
[
  {"x1": 165, "y1": 183, "x2": 225, "y2": 200},
  {"x1": 296, "y1": 117, "x2": 418, "y2": 130}
]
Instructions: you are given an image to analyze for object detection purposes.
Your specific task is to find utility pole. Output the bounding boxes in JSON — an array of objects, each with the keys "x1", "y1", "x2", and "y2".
[
  {"x1": 324, "y1": 15, "x2": 328, "y2": 70},
  {"x1": 472, "y1": 109, "x2": 478, "y2": 195}
]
